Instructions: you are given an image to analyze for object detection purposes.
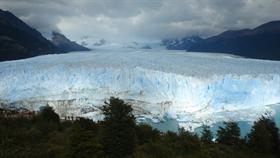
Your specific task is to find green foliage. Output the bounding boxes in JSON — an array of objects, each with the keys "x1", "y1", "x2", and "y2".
[
  {"x1": 1, "y1": 98, "x2": 280, "y2": 158},
  {"x1": 0, "y1": 117, "x2": 50, "y2": 158},
  {"x1": 34, "y1": 106, "x2": 60, "y2": 133},
  {"x1": 216, "y1": 121, "x2": 241, "y2": 146},
  {"x1": 38, "y1": 105, "x2": 60, "y2": 123},
  {"x1": 177, "y1": 128, "x2": 201, "y2": 153},
  {"x1": 133, "y1": 141, "x2": 177, "y2": 158},
  {"x1": 135, "y1": 124, "x2": 160, "y2": 145},
  {"x1": 69, "y1": 117, "x2": 103, "y2": 158},
  {"x1": 101, "y1": 97, "x2": 136, "y2": 158},
  {"x1": 74, "y1": 118, "x2": 98, "y2": 131},
  {"x1": 200, "y1": 125, "x2": 213, "y2": 144},
  {"x1": 248, "y1": 116, "x2": 279, "y2": 153},
  {"x1": 69, "y1": 129, "x2": 103, "y2": 158}
]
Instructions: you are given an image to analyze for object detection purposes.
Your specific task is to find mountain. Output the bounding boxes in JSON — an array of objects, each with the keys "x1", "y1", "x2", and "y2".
[
  {"x1": 161, "y1": 36, "x2": 203, "y2": 50},
  {"x1": 0, "y1": 9, "x2": 60, "y2": 61},
  {"x1": 0, "y1": 9, "x2": 90, "y2": 62},
  {"x1": 93, "y1": 39, "x2": 107, "y2": 46},
  {"x1": 1, "y1": 50, "x2": 280, "y2": 132},
  {"x1": 189, "y1": 21, "x2": 280, "y2": 60},
  {"x1": 51, "y1": 31, "x2": 90, "y2": 52}
]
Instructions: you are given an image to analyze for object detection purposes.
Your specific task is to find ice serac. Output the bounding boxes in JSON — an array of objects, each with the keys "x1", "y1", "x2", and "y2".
[{"x1": 0, "y1": 49, "x2": 280, "y2": 130}]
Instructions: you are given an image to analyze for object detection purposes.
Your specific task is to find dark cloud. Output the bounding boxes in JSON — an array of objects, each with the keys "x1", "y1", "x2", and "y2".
[{"x1": 1, "y1": 0, "x2": 280, "y2": 41}]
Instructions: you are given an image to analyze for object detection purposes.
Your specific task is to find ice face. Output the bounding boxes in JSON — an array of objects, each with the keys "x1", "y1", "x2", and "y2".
[{"x1": 0, "y1": 49, "x2": 280, "y2": 131}]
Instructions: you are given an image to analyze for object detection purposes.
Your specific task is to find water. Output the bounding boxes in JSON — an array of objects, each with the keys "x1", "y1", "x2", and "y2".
[
  {"x1": 143, "y1": 117, "x2": 179, "y2": 133},
  {"x1": 149, "y1": 103, "x2": 280, "y2": 135}
]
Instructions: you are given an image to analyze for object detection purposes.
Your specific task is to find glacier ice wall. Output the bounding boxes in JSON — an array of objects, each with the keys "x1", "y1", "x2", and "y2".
[{"x1": 0, "y1": 50, "x2": 280, "y2": 130}]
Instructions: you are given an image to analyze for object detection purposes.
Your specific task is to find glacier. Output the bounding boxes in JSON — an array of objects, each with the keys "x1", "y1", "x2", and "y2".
[{"x1": 0, "y1": 49, "x2": 280, "y2": 131}]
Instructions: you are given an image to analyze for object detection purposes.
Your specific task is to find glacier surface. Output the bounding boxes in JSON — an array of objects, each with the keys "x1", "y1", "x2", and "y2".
[{"x1": 1, "y1": 49, "x2": 280, "y2": 131}]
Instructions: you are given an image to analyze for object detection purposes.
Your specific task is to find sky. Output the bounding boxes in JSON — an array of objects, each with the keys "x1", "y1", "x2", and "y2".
[{"x1": 1, "y1": 0, "x2": 280, "y2": 42}]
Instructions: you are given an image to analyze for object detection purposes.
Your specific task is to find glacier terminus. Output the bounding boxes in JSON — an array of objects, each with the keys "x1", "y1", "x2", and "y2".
[{"x1": 1, "y1": 48, "x2": 280, "y2": 132}]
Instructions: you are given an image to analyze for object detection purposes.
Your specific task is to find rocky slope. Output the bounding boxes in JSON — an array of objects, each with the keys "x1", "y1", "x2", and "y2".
[
  {"x1": 0, "y1": 9, "x2": 59, "y2": 61},
  {"x1": 51, "y1": 31, "x2": 90, "y2": 52}
]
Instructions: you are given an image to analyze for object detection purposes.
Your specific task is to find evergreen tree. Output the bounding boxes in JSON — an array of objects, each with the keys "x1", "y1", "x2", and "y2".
[
  {"x1": 101, "y1": 97, "x2": 136, "y2": 158},
  {"x1": 178, "y1": 128, "x2": 201, "y2": 152},
  {"x1": 35, "y1": 105, "x2": 60, "y2": 133},
  {"x1": 216, "y1": 121, "x2": 240, "y2": 146},
  {"x1": 201, "y1": 125, "x2": 213, "y2": 144},
  {"x1": 69, "y1": 125, "x2": 103, "y2": 158},
  {"x1": 135, "y1": 124, "x2": 160, "y2": 145},
  {"x1": 75, "y1": 118, "x2": 97, "y2": 131},
  {"x1": 248, "y1": 116, "x2": 279, "y2": 153},
  {"x1": 38, "y1": 105, "x2": 60, "y2": 123}
]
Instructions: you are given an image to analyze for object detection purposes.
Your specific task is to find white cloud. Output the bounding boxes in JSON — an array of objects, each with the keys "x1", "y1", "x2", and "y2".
[{"x1": 1, "y1": 0, "x2": 280, "y2": 42}]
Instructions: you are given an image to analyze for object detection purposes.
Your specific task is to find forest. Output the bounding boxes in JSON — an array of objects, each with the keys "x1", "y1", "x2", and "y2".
[{"x1": 0, "y1": 97, "x2": 279, "y2": 158}]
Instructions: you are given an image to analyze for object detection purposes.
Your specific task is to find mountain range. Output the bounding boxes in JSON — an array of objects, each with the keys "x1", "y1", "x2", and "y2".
[
  {"x1": 0, "y1": 9, "x2": 89, "y2": 62},
  {"x1": 161, "y1": 36, "x2": 203, "y2": 50},
  {"x1": 165, "y1": 21, "x2": 280, "y2": 60},
  {"x1": 1, "y1": 8, "x2": 280, "y2": 61},
  {"x1": 189, "y1": 21, "x2": 280, "y2": 60}
]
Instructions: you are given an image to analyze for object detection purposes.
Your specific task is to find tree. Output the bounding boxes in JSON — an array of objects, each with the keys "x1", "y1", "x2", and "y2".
[
  {"x1": 35, "y1": 105, "x2": 60, "y2": 133},
  {"x1": 74, "y1": 118, "x2": 97, "y2": 131},
  {"x1": 135, "y1": 124, "x2": 160, "y2": 146},
  {"x1": 201, "y1": 125, "x2": 213, "y2": 144},
  {"x1": 101, "y1": 97, "x2": 136, "y2": 158},
  {"x1": 133, "y1": 141, "x2": 177, "y2": 158},
  {"x1": 178, "y1": 128, "x2": 201, "y2": 152},
  {"x1": 69, "y1": 126, "x2": 103, "y2": 158},
  {"x1": 38, "y1": 105, "x2": 60, "y2": 123},
  {"x1": 248, "y1": 116, "x2": 279, "y2": 153},
  {"x1": 216, "y1": 121, "x2": 240, "y2": 146}
]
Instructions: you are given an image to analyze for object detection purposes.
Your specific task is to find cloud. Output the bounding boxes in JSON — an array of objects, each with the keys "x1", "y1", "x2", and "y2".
[{"x1": 1, "y1": 0, "x2": 280, "y2": 42}]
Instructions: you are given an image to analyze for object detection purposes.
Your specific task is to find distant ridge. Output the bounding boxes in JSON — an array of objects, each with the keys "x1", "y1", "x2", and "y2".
[
  {"x1": 188, "y1": 21, "x2": 280, "y2": 60},
  {"x1": 161, "y1": 36, "x2": 203, "y2": 50}
]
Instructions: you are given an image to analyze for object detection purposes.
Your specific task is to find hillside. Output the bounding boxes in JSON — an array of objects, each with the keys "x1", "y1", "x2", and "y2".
[
  {"x1": 51, "y1": 31, "x2": 90, "y2": 52},
  {"x1": 0, "y1": 9, "x2": 60, "y2": 61},
  {"x1": 0, "y1": 9, "x2": 90, "y2": 62},
  {"x1": 189, "y1": 21, "x2": 280, "y2": 60}
]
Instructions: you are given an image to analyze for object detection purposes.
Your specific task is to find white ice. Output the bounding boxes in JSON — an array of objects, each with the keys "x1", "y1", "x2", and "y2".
[{"x1": 1, "y1": 49, "x2": 280, "y2": 130}]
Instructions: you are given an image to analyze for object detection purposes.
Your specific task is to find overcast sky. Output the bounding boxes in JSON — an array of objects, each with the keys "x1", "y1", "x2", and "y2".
[{"x1": 1, "y1": 0, "x2": 280, "y2": 42}]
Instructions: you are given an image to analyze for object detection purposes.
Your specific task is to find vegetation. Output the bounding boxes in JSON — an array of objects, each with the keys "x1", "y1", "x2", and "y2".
[
  {"x1": 101, "y1": 97, "x2": 136, "y2": 158},
  {"x1": 216, "y1": 121, "x2": 241, "y2": 146},
  {"x1": 0, "y1": 97, "x2": 279, "y2": 158},
  {"x1": 200, "y1": 125, "x2": 213, "y2": 144},
  {"x1": 248, "y1": 116, "x2": 279, "y2": 153}
]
